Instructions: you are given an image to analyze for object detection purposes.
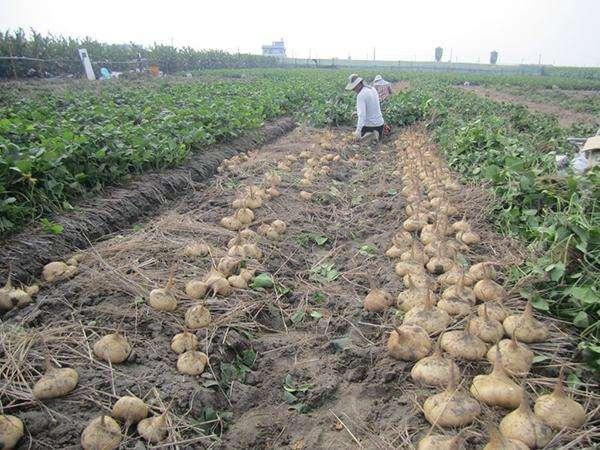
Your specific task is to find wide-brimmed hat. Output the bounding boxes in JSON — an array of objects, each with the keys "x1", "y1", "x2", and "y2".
[
  {"x1": 373, "y1": 75, "x2": 383, "y2": 82},
  {"x1": 345, "y1": 73, "x2": 363, "y2": 90}
]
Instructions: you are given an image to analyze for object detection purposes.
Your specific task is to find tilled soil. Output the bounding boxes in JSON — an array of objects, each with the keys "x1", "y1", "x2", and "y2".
[{"x1": 1, "y1": 126, "x2": 597, "y2": 450}]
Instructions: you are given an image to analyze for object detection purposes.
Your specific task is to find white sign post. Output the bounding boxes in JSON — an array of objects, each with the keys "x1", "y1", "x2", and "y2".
[{"x1": 78, "y1": 48, "x2": 95, "y2": 80}]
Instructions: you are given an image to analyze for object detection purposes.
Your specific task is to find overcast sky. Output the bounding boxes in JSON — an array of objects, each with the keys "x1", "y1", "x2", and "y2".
[{"x1": 1, "y1": 0, "x2": 599, "y2": 67}]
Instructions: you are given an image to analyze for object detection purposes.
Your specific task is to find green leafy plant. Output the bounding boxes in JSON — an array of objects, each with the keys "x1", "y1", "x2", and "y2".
[{"x1": 309, "y1": 263, "x2": 340, "y2": 283}]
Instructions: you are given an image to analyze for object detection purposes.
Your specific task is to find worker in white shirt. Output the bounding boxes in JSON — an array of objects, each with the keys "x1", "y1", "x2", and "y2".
[
  {"x1": 345, "y1": 73, "x2": 385, "y2": 142},
  {"x1": 372, "y1": 75, "x2": 393, "y2": 102}
]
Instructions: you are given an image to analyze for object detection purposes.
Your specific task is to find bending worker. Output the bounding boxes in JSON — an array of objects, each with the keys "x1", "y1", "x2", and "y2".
[
  {"x1": 345, "y1": 73, "x2": 385, "y2": 142},
  {"x1": 373, "y1": 74, "x2": 393, "y2": 102}
]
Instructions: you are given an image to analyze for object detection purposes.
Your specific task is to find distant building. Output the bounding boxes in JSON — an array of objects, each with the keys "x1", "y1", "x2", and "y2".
[{"x1": 262, "y1": 39, "x2": 286, "y2": 57}]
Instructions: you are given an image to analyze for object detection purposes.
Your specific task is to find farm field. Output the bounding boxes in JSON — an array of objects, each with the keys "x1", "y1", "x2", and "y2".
[
  {"x1": 460, "y1": 85, "x2": 600, "y2": 128},
  {"x1": 1, "y1": 69, "x2": 599, "y2": 449}
]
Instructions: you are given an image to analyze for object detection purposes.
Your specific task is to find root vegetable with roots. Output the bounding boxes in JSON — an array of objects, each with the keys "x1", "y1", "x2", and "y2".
[
  {"x1": 498, "y1": 395, "x2": 554, "y2": 448},
  {"x1": 474, "y1": 278, "x2": 507, "y2": 302},
  {"x1": 483, "y1": 426, "x2": 529, "y2": 450},
  {"x1": 468, "y1": 305, "x2": 505, "y2": 343},
  {"x1": 183, "y1": 242, "x2": 210, "y2": 257},
  {"x1": 403, "y1": 292, "x2": 451, "y2": 335},
  {"x1": 148, "y1": 275, "x2": 177, "y2": 311},
  {"x1": 171, "y1": 331, "x2": 199, "y2": 354},
  {"x1": 470, "y1": 348, "x2": 523, "y2": 409},
  {"x1": 487, "y1": 334, "x2": 533, "y2": 377},
  {"x1": 112, "y1": 395, "x2": 148, "y2": 425},
  {"x1": 417, "y1": 435, "x2": 463, "y2": 450},
  {"x1": 410, "y1": 345, "x2": 460, "y2": 387},
  {"x1": 80, "y1": 415, "x2": 122, "y2": 450},
  {"x1": 184, "y1": 304, "x2": 211, "y2": 329},
  {"x1": 177, "y1": 350, "x2": 208, "y2": 375},
  {"x1": 42, "y1": 260, "x2": 78, "y2": 283},
  {"x1": 0, "y1": 414, "x2": 24, "y2": 449},
  {"x1": 440, "y1": 326, "x2": 487, "y2": 361},
  {"x1": 137, "y1": 413, "x2": 169, "y2": 443},
  {"x1": 534, "y1": 372, "x2": 586, "y2": 430},
  {"x1": 387, "y1": 324, "x2": 432, "y2": 361},
  {"x1": 363, "y1": 288, "x2": 393, "y2": 312},
  {"x1": 422, "y1": 366, "x2": 481, "y2": 427},
  {"x1": 503, "y1": 302, "x2": 549, "y2": 343},
  {"x1": 93, "y1": 332, "x2": 131, "y2": 364}
]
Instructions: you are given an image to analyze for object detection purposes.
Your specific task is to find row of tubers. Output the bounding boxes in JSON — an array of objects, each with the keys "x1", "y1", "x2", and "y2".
[{"x1": 366, "y1": 134, "x2": 586, "y2": 449}]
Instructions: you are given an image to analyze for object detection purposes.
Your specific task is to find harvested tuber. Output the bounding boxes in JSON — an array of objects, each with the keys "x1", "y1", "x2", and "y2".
[
  {"x1": 468, "y1": 305, "x2": 504, "y2": 343},
  {"x1": 220, "y1": 216, "x2": 243, "y2": 231},
  {"x1": 417, "y1": 435, "x2": 463, "y2": 450},
  {"x1": 184, "y1": 304, "x2": 211, "y2": 329},
  {"x1": 271, "y1": 219, "x2": 287, "y2": 234},
  {"x1": 468, "y1": 262, "x2": 497, "y2": 281},
  {"x1": 387, "y1": 324, "x2": 432, "y2": 361},
  {"x1": 81, "y1": 415, "x2": 122, "y2": 450},
  {"x1": 503, "y1": 302, "x2": 548, "y2": 343},
  {"x1": 93, "y1": 333, "x2": 131, "y2": 364},
  {"x1": 440, "y1": 328, "x2": 487, "y2": 361},
  {"x1": 216, "y1": 256, "x2": 240, "y2": 277},
  {"x1": 396, "y1": 286, "x2": 434, "y2": 313},
  {"x1": 437, "y1": 268, "x2": 475, "y2": 287},
  {"x1": 33, "y1": 362, "x2": 79, "y2": 399},
  {"x1": 470, "y1": 349, "x2": 522, "y2": 409},
  {"x1": 363, "y1": 289, "x2": 392, "y2": 312},
  {"x1": 137, "y1": 414, "x2": 168, "y2": 443},
  {"x1": 183, "y1": 242, "x2": 210, "y2": 258},
  {"x1": 403, "y1": 293, "x2": 451, "y2": 335},
  {"x1": 423, "y1": 367, "x2": 481, "y2": 427},
  {"x1": 148, "y1": 276, "x2": 177, "y2": 311},
  {"x1": 170, "y1": 331, "x2": 198, "y2": 354},
  {"x1": 235, "y1": 208, "x2": 254, "y2": 225},
  {"x1": 228, "y1": 274, "x2": 248, "y2": 289},
  {"x1": 534, "y1": 373, "x2": 586, "y2": 429},
  {"x1": 487, "y1": 335, "x2": 533, "y2": 377},
  {"x1": 42, "y1": 261, "x2": 77, "y2": 283},
  {"x1": 112, "y1": 395, "x2": 148, "y2": 425},
  {"x1": 0, "y1": 414, "x2": 23, "y2": 450},
  {"x1": 411, "y1": 346, "x2": 459, "y2": 387},
  {"x1": 456, "y1": 230, "x2": 481, "y2": 246},
  {"x1": 477, "y1": 301, "x2": 508, "y2": 322},
  {"x1": 474, "y1": 278, "x2": 506, "y2": 302},
  {"x1": 185, "y1": 280, "x2": 207, "y2": 299},
  {"x1": 177, "y1": 350, "x2": 208, "y2": 375},
  {"x1": 483, "y1": 426, "x2": 529, "y2": 450},
  {"x1": 498, "y1": 395, "x2": 554, "y2": 448}
]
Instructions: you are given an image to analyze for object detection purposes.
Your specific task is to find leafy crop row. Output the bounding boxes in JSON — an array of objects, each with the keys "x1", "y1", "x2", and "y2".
[{"x1": 0, "y1": 69, "x2": 421, "y2": 238}]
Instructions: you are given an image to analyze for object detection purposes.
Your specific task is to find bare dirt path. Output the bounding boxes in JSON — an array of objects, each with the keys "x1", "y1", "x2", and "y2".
[
  {"x1": 1, "y1": 126, "x2": 597, "y2": 449},
  {"x1": 461, "y1": 85, "x2": 598, "y2": 128}
]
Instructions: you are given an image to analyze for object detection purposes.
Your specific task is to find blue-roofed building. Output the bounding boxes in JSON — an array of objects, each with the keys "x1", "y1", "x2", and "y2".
[{"x1": 262, "y1": 40, "x2": 286, "y2": 58}]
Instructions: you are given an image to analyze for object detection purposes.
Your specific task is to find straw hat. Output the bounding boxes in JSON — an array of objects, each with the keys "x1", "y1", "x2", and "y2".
[{"x1": 345, "y1": 73, "x2": 363, "y2": 90}]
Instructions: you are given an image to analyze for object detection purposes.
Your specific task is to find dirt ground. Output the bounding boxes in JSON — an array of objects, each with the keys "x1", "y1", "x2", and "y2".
[
  {"x1": 1, "y1": 126, "x2": 598, "y2": 449},
  {"x1": 461, "y1": 85, "x2": 598, "y2": 128}
]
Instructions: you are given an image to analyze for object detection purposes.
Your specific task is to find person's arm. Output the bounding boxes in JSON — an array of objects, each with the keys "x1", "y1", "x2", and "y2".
[{"x1": 355, "y1": 94, "x2": 366, "y2": 136}]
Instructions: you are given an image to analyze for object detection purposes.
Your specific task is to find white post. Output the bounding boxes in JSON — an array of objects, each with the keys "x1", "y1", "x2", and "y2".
[{"x1": 78, "y1": 48, "x2": 95, "y2": 80}]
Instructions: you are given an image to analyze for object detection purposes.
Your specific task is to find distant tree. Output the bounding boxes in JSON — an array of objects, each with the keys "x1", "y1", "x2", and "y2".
[
  {"x1": 435, "y1": 47, "x2": 443, "y2": 63},
  {"x1": 490, "y1": 50, "x2": 498, "y2": 65}
]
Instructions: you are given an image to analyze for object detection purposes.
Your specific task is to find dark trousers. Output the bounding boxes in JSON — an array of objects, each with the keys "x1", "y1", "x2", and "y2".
[{"x1": 360, "y1": 125, "x2": 384, "y2": 139}]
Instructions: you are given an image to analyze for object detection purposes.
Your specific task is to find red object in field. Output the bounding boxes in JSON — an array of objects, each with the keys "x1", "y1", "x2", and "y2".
[{"x1": 383, "y1": 124, "x2": 392, "y2": 135}]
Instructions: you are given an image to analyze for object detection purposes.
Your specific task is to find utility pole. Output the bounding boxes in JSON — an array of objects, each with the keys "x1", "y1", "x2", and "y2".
[
  {"x1": 449, "y1": 48, "x2": 453, "y2": 63},
  {"x1": 538, "y1": 54, "x2": 542, "y2": 65},
  {"x1": 373, "y1": 47, "x2": 376, "y2": 61}
]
